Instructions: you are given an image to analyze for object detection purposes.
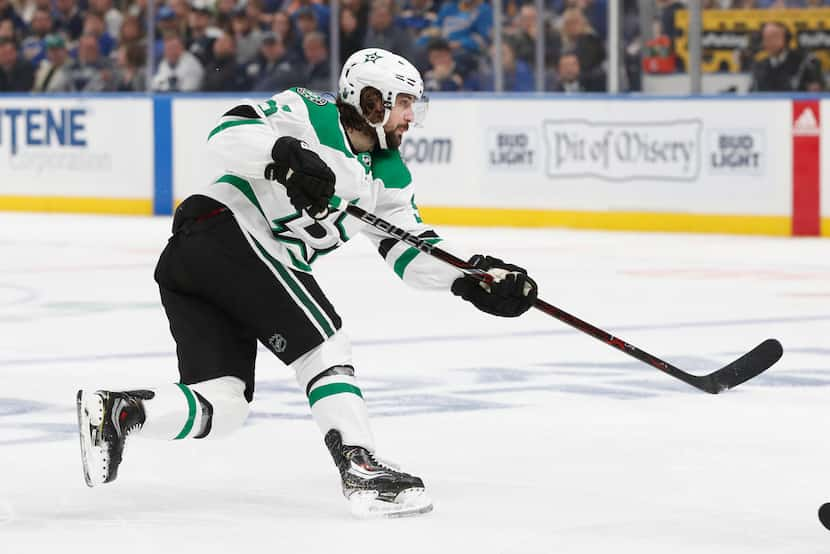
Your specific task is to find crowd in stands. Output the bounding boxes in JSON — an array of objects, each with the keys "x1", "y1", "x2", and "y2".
[{"x1": 0, "y1": 0, "x2": 827, "y2": 94}]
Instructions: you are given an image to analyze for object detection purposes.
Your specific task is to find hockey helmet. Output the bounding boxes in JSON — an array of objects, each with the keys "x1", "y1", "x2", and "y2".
[{"x1": 338, "y1": 48, "x2": 428, "y2": 147}]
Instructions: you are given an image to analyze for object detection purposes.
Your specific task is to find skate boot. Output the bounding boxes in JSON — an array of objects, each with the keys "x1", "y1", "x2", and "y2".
[
  {"x1": 76, "y1": 389, "x2": 151, "y2": 487},
  {"x1": 325, "y1": 429, "x2": 433, "y2": 518}
]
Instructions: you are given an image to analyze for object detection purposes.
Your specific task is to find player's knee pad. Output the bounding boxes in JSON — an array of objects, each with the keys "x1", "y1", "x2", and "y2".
[
  {"x1": 291, "y1": 330, "x2": 353, "y2": 392},
  {"x1": 188, "y1": 376, "x2": 250, "y2": 439}
]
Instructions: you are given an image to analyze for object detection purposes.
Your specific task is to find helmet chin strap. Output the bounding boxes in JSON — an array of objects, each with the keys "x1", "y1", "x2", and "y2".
[{"x1": 368, "y1": 108, "x2": 391, "y2": 150}]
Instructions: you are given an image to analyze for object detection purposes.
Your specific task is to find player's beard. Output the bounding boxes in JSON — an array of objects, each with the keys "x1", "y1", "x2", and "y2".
[
  {"x1": 384, "y1": 129, "x2": 401, "y2": 149},
  {"x1": 384, "y1": 124, "x2": 408, "y2": 150}
]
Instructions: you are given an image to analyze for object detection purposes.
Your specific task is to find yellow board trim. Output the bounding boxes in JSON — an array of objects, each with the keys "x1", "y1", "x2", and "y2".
[
  {"x1": 0, "y1": 196, "x2": 152, "y2": 215},
  {"x1": 823, "y1": 218, "x2": 830, "y2": 238},
  {"x1": 419, "y1": 206, "x2": 792, "y2": 237}
]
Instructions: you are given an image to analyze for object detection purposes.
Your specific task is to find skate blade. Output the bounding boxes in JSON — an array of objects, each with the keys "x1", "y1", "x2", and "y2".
[
  {"x1": 348, "y1": 488, "x2": 433, "y2": 519},
  {"x1": 76, "y1": 390, "x2": 105, "y2": 488}
]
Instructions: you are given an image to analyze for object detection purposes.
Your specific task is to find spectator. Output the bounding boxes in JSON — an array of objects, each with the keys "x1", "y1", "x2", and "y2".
[
  {"x1": 550, "y1": 51, "x2": 593, "y2": 92},
  {"x1": 52, "y1": 0, "x2": 84, "y2": 41},
  {"x1": 83, "y1": 11, "x2": 116, "y2": 57},
  {"x1": 507, "y1": 3, "x2": 560, "y2": 66},
  {"x1": 272, "y1": 10, "x2": 302, "y2": 62},
  {"x1": 363, "y1": 0, "x2": 414, "y2": 60},
  {"x1": 283, "y1": 0, "x2": 330, "y2": 31},
  {"x1": 249, "y1": 30, "x2": 295, "y2": 91},
  {"x1": 467, "y1": 40, "x2": 533, "y2": 91},
  {"x1": 186, "y1": 2, "x2": 220, "y2": 65},
  {"x1": 154, "y1": 6, "x2": 181, "y2": 60},
  {"x1": 420, "y1": 0, "x2": 493, "y2": 56},
  {"x1": 0, "y1": 18, "x2": 14, "y2": 41},
  {"x1": 118, "y1": 15, "x2": 144, "y2": 48},
  {"x1": 64, "y1": 33, "x2": 114, "y2": 91},
  {"x1": 214, "y1": 0, "x2": 236, "y2": 28},
  {"x1": 169, "y1": 0, "x2": 192, "y2": 33},
  {"x1": 559, "y1": 7, "x2": 605, "y2": 80},
  {"x1": 32, "y1": 33, "x2": 71, "y2": 91},
  {"x1": 246, "y1": 0, "x2": 272, "y2": 31},
  {"x1": 0, "y1": 38, "x2": 35, "y2": 90},
  {"x1": 294, "y1": 6, "x2": 320, "y2": 36},
  {"x1": 231, "y1": 6, "x2": 263, "y2": 65},
  {"x1": 297, "y1": 29, "x2": 329, "y2": 91},
  {"x1": 88, "y1": 0, "x2": 123, "y2": 40},
  {"x1": 152, "y1": 31, "x2": 204, "y2": 91},
  {"x1": 398, "y1": 0, "x2": 436, "y2": 38},
  {"x1": 20, "y1": 7, "x2": 52, "y2": 65},
  {"x1": 20, "y1": 0, "x2": 53, "y2": 25},
  {"x1": 750, "y1": 21, "x2": 824, "y2": 92},
  {"x1": 113, "y1": 41, "x2": 146, "y2": 91},
  {"x1": 339, "y1": 7, "x2": 364, "y2": 65},
  {"x1": 423, "y1": 37, "x2": 464, "y2": 91},
  {"x1": 203, "y1": 31, "x2": 250, "y2": 91},
  {"x1": 0, "y1": 0, "x2": 25, "y2": 33}
]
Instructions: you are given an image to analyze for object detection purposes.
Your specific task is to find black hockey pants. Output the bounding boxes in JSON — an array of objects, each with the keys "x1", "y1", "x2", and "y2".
[{"x1": 154, "y1": 195, "x2": 342, "y2": 402}]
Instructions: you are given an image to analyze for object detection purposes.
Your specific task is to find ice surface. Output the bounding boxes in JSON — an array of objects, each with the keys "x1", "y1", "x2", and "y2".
[{"x1": 1, "y1": 212, "x2": 828, "y2": 553}]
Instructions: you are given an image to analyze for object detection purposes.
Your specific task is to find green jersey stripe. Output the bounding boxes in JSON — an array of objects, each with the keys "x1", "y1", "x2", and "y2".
[
  {"x1": 290, "y1": 88, "x2": 354, "y2": 158},
  {"x1": 308, "y1": 382, "x2": 363, "y2": 407},
  {"x1": 249, "y1": 234, "x2": 335, "y2": 337},
  {"x1": 214, "y1": 174, "x2": 267, "y2": 221},
  {"x1": 207, "y1": 119, "x2": 264, "y2": 140},
  {"x1": 393, "y1": 238, "x2": 443, "y2": 279},
  {"x1": 174, "y1": 383, "x2": 197, "y2": 440}
]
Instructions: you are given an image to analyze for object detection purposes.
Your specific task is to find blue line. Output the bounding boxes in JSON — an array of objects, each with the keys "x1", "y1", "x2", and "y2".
[{"x1": 153, "y1": 96, "x2": 173, "y2": 215}]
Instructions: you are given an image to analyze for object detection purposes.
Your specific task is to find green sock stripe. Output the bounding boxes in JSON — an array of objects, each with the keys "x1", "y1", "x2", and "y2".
[
  {"x1": 308, "y1": 383, "x2": 363, "y2": 407},
  {"x1": 174, "y1": 383, "x2": 197, "y2": 440}
]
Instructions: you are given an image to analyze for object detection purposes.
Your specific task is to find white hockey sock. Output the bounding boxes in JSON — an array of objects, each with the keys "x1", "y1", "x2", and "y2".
[
  {"x1": 291, "y1": 330, "x2": 375, "y2": 451},
  {"x1": 139, "y1": 377, "x2": 249, "y2": 440},
  {"x1": 308, "y1": 374, "x2": 374, "y2": 451}
]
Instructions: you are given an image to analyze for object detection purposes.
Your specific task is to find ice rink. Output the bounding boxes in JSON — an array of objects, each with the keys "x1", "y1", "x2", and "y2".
[{"x1": 1, "y1": 212, "x2": 828, "y2": 553}]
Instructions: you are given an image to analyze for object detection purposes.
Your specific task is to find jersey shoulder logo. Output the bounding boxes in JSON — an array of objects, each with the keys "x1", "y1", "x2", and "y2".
[{"x1": 296, "y1": 87, "x2": 329, "y2": 106}]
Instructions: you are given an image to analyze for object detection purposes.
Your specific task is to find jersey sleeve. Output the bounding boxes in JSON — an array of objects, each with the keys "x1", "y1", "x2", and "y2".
[
  {"x1": 362, "y1": 150, "x2": 467, "y2": 290},
  {"x1": 204, "y1": 92, "x2": 309, "y2": 179}
]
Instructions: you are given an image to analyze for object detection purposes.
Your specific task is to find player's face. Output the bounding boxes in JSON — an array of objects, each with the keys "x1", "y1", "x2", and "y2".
[{"x1": 383, "y1": 94, "x2": 415, "y2": 149}]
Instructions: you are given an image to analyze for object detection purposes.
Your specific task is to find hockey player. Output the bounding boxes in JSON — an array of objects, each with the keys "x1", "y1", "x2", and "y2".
[{"x1": 76, "y1": 48, "x2": 538, "y2": 518}]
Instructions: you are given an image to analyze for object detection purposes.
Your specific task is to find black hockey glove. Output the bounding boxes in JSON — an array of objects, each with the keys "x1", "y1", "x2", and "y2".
[
  {"x1": 451, "y1": 255, "x2": 538, "y2": 318},
  {"x1": 265, "y1": 136, "x2": 336, "y2": 217}
]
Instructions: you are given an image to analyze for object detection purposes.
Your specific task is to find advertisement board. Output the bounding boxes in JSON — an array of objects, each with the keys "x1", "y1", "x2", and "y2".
[
  {"x1": 822, "y1": 99, "x2": 829, "y2": 236},
  {"x1": 404, "y1": 97, "x2": 791, "y2": 218},
  {"x1": 0, "y1": 96, "x2": 153, "y2": 212}
]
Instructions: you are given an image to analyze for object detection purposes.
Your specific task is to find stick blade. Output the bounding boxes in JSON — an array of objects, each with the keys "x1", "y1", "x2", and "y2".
[{"x1": 703, "y1": 339, "x2": 783, "y2": 394}]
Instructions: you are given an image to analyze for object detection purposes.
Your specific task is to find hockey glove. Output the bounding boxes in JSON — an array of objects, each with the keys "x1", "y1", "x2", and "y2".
[
  {"x1": 451, "y1": 255, "x2": 538, "y2": 318},
  {"x1": 265, "y1": 136, "x2": 336, "y2": 218}
]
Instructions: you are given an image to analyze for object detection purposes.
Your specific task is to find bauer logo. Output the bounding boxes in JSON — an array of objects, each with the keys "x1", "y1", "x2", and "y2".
[
  {"x1": 707, "y1": 130, "x2": 764, "y2": 175},
  {"x1": 485, "y1": 127, "x2": 538, "y2": 171},
  {"x1": 400, "y1": 137, "x2": 452, "y2": 165},
  {"x1": 542, "y1": 119, "x2": 702, "y2": 181}
]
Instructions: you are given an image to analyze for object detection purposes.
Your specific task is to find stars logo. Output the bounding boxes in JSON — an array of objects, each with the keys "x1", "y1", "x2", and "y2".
[{"x1": 364, "y1": 52, "x2": 383, "y2": 64}]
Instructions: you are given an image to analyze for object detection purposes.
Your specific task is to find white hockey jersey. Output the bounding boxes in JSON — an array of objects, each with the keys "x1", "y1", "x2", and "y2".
[{"x1": 200, "y1": 87, "x2": 461, "y2": 290}]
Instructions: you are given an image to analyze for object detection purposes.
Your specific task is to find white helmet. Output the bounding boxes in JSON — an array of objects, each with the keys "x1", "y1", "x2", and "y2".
[{"x1": 338, "y1": 48, "x2": 428, "y2": 149}]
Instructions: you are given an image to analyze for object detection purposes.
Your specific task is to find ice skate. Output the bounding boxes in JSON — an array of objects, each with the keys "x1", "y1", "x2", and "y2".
[
  {"x1": 76, "y1": 389, "x2": 151, "y2": 487},
  {"x1": 325, "y1": 429, "x2": 433, "y2": 519}
]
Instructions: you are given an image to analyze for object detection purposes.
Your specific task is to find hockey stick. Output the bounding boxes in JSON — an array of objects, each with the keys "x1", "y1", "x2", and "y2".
[{"x1": 330, "y1": 196, "x2": 783, "y2": 394}]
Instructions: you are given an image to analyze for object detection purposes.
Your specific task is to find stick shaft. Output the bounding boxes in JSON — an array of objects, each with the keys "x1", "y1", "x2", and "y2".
[{"x1": 341, "y1": 202, "x2": 700, "y2": 384}]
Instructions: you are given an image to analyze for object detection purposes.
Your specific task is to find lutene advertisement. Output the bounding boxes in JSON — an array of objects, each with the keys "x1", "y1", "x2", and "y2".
[{"x1": 0, "y1": 97, "x2": 153, "y2": 212}]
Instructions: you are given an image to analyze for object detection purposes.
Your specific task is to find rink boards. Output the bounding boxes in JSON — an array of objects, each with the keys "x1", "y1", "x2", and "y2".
[{"x1": 0, "y1": 93, "x2": 826, "y2": 236}]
